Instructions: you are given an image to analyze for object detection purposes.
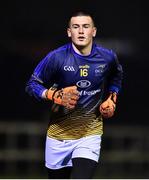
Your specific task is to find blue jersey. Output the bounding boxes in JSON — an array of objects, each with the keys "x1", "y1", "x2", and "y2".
[{"x1": 26, "y1": 42, "x2": 123, "y2": 139}]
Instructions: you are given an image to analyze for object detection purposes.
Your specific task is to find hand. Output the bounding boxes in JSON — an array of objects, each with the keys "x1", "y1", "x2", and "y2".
[
  {"x1": 99, "y1": 97, "x2": 116, "y2": 118},
  {"x1": 47, "y1": 86, "x2": 79, "y2": 109}
]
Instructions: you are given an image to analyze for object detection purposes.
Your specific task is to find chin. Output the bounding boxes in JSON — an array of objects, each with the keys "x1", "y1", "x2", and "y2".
[{"x1": 75, "y1": 42, "x2": 87, "y2": 47}]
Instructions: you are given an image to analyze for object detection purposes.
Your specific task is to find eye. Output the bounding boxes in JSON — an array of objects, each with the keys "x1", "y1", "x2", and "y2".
[
  {"x1": 83, "y1": 24, "x2": 90, "y2": 28},
  {"x1": 72, "y1": 25, "x2": 79, "y2": 29}
]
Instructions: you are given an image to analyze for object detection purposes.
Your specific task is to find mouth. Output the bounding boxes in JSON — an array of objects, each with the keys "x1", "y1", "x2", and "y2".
[{"x1": 78, "y1": 36, "x2": 85, "y2": 41}]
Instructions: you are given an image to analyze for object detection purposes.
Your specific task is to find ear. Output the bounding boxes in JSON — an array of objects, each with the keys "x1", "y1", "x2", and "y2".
[
  {"x1": 92, "y1": 27, "x2": 97, "y2": 37},
  {"x1": 67, "y1": 28, "x2": 71, "y2": 37}
]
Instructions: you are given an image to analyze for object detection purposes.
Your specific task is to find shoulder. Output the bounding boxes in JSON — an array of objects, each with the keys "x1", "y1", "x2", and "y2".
[
  {"x1": 42, "y1": 43, "x2": 71, "y2": 68},
  {"x1": 93, "y1": 43, "x2": 118, "y2": 63},
  {"x1": 46, "y1": 43, "x2": 71, "y2": 58},
  {"x1": 95, "y1": 43, "x2": 116, "y2": 57}
]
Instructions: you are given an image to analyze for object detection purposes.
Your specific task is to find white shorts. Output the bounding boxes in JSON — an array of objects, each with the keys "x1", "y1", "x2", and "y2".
[{"x1": 45, "y1": 135, "x2": 102, "y2": 169}]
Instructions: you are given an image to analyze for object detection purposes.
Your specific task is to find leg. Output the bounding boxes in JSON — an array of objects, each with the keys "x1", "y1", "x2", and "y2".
[
  {"x1": 45, "y1": 136, "x2": 73, "y2": 178},
  {"x1": 47, "y1": 167, "x2": 72, "y2": 179},
  {"x1": 71, "y1": 157, "x2": 98, "y2": 179}
]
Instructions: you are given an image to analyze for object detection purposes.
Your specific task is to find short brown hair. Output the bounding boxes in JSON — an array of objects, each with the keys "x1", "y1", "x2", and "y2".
[{"x1": 68, "y1": 11, "x2": 95, "y2": 27}]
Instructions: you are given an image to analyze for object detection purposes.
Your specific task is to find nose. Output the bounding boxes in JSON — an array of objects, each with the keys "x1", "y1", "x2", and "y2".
[{"x1": 79, "y1": 27, "x2": 84, "y2": 34}]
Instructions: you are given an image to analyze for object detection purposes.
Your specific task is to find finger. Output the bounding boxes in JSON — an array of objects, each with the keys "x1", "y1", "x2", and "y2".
[
  {"x1": 104, "y1": 108, "x2": 114, "y2": 112},
  {"x1": 63, "y1": 90, "x2": 79, "y2": 98},
  {"x1": 62, "y1": 99, "x2": 77, "y2": 108},
  {"x1": 69, "y1": 99, "x2": 77, "y2": 105},
  {"x1": 70, "y1": 94, "x2": 79, "y2": 101},
  {"x1": 71, "y1": 89, "x2": 80, "y2": 96},
  {"x1": 102, "y1": 112, "x2": 114, "y2": 118},
  {"x1": 65, "y1": 103, "x2": 75, "y2": 109},
  {"x1": 100, "y1": 107, "x2": 111, "y2": 112},
  {"x1": 100, "y1": 108, "x2": 114, "y2": 118}
]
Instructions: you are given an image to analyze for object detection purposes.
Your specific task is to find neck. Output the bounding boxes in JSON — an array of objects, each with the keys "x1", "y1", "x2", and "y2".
[{"x1": 72, "y1": 43, "x2": 92, "y2": 56}]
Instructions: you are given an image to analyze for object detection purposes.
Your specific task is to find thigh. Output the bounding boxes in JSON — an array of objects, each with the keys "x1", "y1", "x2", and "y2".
[
  {"x1": 72, "y1": 135, "x2": 102, "y2": 162},
  {"x1": 45, "y1": 136, "x2": 73, "y2": 169},
  {"x1": 47, "y1": 167, "x2": 72, "y2": 179},
  {"x1": 71, "y1": 157, "x2": 98, "y2": 179}
]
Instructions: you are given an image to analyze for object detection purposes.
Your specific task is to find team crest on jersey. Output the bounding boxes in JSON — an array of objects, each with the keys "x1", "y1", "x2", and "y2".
[
  {"x1": 64, "y1": 66, "x2": 75, "y2": 71},
  {"x1": 95, "y1": 64, "x2": 107, "y2": 76}
]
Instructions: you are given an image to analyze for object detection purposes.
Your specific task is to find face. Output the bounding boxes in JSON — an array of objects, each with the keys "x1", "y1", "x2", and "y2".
[{"x1": 67, "y1": 16, "x2": 97, "y2": 48}]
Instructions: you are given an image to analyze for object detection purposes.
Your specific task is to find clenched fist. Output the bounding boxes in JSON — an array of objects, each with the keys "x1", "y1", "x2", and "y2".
[
  {"x1": 99, "y1": 93, "x2": 117, "y2": 118},
  {"x1": 46, "y1": 85, "x2": 79, "y2": 109}
]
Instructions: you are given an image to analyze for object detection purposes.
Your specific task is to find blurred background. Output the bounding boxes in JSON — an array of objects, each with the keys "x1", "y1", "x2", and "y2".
[{"x1": 0, "y1": 0, "x2": 149, "y2": 178}]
